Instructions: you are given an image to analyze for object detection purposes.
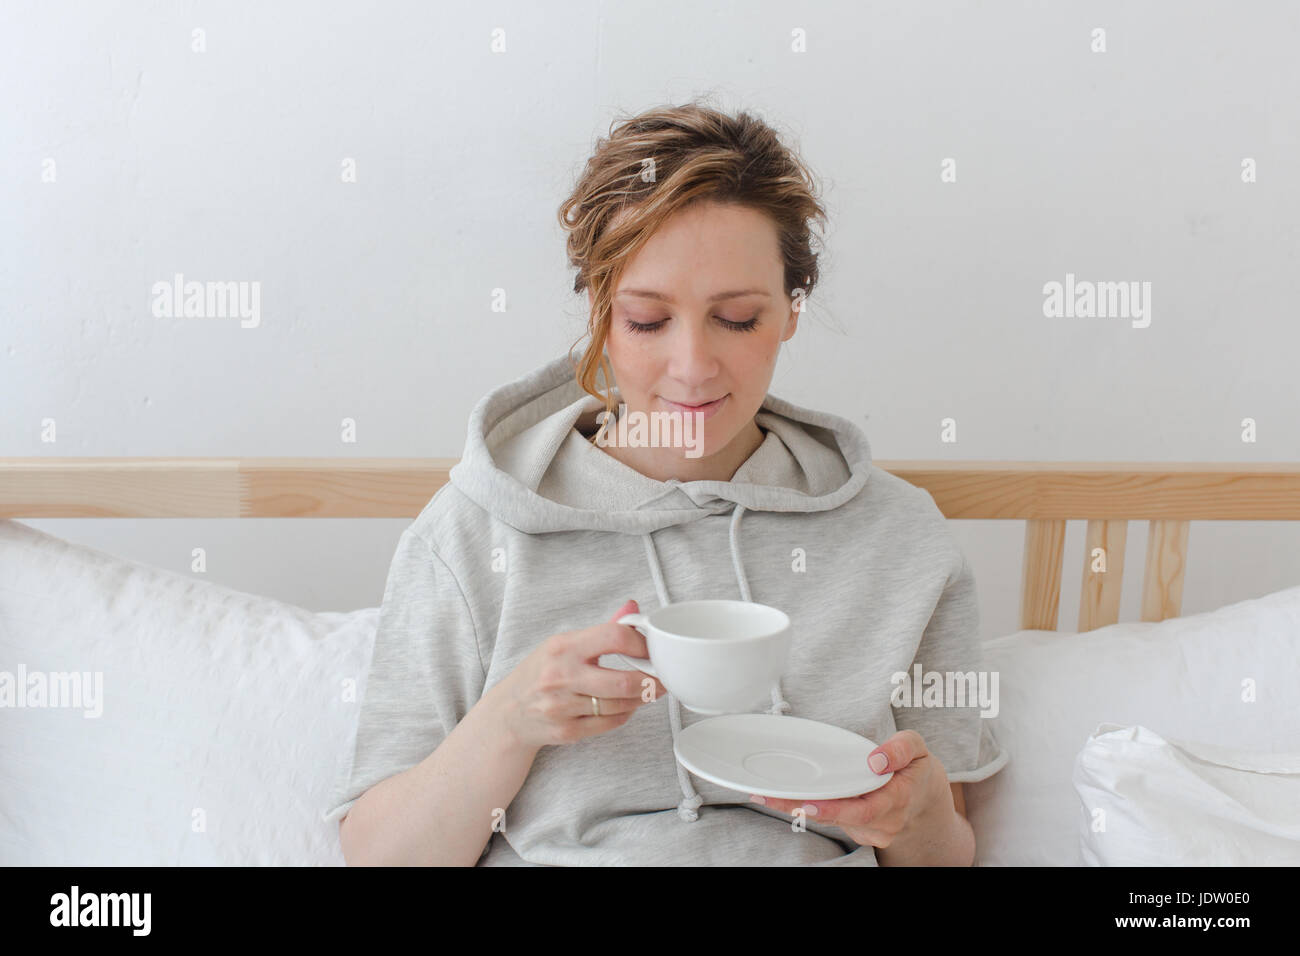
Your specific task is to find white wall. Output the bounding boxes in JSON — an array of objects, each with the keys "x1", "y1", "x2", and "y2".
[{"x1": 3, "y1": 0, "x2": 1297, "y2": 638}]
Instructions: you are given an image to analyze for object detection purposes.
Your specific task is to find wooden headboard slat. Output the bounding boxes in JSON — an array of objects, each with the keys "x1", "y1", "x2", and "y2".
[
  {"x1": 3, "y1": 458, "x2": 1297, "y2": 519},
  {"x1": 1078, "y1": 519, "x2": 1127, "y2": 631},
  {"x1": 883, "y1": 461, "x2": 1300, "y2": 520},
  {"x1": 1, "y1": 458, "x2": 1295, "y2": 632},
  {"x1": 1140, "y1": 520, "x2": 1191, "y2": 623},
  {"x1": 1019, "y1": 519, "x2": 1066, "y2": 630},
  {"x1": 0, "y1": 458, "x2": 459, "y2": 518}
]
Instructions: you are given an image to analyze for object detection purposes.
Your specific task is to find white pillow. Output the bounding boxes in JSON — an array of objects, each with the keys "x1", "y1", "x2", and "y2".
[
  {"x1": 966, "y1": 584, "x2": 1300, "y2": 866},
  {"x1": 0, "y1": 519, "x2": 377, "y2": 865},
  {"x1": 1074, "y1": 723, "x2": 1300, "y2": 865}
]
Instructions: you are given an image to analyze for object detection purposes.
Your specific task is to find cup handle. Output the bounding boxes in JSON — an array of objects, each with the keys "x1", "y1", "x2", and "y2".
[{"x1": 615, "y1": 613, "x2": 658, "y2": 676}]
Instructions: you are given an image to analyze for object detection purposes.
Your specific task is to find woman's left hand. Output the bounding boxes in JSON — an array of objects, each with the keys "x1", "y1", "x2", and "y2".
[{"x1": 748, "y1": 729, "x2": 950, "y2": 849}]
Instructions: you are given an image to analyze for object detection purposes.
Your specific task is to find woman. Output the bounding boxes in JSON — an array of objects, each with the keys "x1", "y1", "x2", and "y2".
[{"x1": 327, "y1": 101, "x2": 1007, "y2": 866}]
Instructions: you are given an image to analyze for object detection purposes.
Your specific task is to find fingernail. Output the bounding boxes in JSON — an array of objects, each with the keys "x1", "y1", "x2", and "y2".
[
  {"x1": 801, "y1": 803, "x2": 819, "y2": 816},
  {"x1": 869, "y1": 752, "x2": 888, "y2": 773},
  {"x1": 749, "y1": 794, "x2": 766, "y2": 805}
]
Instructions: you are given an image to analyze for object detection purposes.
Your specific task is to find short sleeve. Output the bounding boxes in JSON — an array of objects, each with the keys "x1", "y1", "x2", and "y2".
[
  {"x1": 891, "y1": 551, "x2": 1009, "y2": 784},
  {"x1": 323, "y1": 526, "x2": 487, "y2": 826}
]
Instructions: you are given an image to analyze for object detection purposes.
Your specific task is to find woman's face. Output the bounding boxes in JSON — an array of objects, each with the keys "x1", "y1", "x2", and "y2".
[{"x1": 590, "y1": 200, "x2": 798, "y2": 478}]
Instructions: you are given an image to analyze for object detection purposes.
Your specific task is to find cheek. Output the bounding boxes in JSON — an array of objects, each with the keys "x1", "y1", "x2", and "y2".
[
  {"x1": 737, "y1": 338, "x2": 779, "y2": 378},
  {"x1": 608, "y1": 325, "x2": 654, "y2": 366},
  {"x1": 605, "y1": 344, "x2": 650, "y2": 398}
]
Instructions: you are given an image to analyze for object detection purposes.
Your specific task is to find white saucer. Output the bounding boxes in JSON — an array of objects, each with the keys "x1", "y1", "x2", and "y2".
[{"x1": 674, "y1": 713, "x2": 894, "y2": 800}]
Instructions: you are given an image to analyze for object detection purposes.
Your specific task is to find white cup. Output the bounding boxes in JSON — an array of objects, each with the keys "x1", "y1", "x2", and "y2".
[{"x1": 615, "y1": 600, "x2": 792, "y2": 715}]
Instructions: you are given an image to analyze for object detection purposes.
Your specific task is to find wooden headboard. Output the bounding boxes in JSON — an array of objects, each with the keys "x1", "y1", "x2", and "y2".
[{"x1": 2, "y1": 458, "x2": 1297, "y2": 633}]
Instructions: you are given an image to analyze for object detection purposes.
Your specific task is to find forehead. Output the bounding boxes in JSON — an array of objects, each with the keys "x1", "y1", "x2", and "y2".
[{"x1": 615, "y1": 202, "x2": 782, "y2": 295}]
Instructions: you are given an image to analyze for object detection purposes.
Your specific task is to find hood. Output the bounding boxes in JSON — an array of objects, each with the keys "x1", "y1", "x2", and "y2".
[
  {"x1": 447, "y1": 348, "x2": 876, "y2": 822},
  {"x1": 448, "y1": 350, "x2": 873, "y2": 532}
]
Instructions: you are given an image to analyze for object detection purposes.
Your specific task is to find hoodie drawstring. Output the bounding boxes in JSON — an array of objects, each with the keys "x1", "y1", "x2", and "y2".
[
  {"x1": 728, "y1": 505, "x2": 792, "y2": 718},
  {"x1": 640, "y1": 503, "x2": 791, "y2": 823}
]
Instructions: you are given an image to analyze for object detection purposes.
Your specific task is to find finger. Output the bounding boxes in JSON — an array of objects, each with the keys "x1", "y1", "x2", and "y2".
[
  {"x1": 607, "y1": 598, "x2": 639, "y2": 623},
  {"x1": 580, "y1": 661, "x2": 668, "y2": 701},
  {"x1": 567, "y1": 712, "x2": 635, "y2": 739},
  {"x1": 750, "y1": 790, "x2": 893, "y2": 828},
  {"x1": 571, "y1": 618, "x2": 653, "y2": 666},
  {"x1": 571, "y1": 693, "x2": 647, "y2": 717},
  {"x1": 869, "y1": 728, "x2": 928, "y2": 774},
  {"x1": 751, "y1": 795, "x2": 821, "y2": 818},
  {"x1": 811, "y1": 793, "x2": 892, "y2": 828}
]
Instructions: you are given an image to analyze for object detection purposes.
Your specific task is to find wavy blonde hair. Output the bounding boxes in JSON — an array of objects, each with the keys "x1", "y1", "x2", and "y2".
[{"x1": 557, "y1": 99, "x2": 829, "y2": 419}]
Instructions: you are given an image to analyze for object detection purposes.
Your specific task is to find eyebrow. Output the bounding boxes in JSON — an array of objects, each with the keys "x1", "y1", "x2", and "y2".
[{"x1": 615, "y1": 288, "x2": 771, "y2": 304}]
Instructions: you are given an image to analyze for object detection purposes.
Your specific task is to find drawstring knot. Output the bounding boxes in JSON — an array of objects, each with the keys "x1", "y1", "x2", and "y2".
[
  {"x1": 769, "y1": 687, "x2": 792, "y2": 715},
  {"x1": 676, "y1": 792, "x2": 705, "y2": 822}
]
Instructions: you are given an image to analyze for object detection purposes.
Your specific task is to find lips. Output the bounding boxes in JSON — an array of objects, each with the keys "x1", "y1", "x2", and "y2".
[{"x1": 660, "y1": 394, "x2": 729, "y2": 421}]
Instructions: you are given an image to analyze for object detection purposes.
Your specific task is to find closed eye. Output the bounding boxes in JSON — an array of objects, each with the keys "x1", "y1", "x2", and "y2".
[{"x1": 623, "y1": 315, "x2": 760, "y2": 335}]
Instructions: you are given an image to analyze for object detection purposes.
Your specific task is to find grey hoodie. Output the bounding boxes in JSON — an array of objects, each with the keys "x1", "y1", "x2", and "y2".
[{"x1": 325, "y1": 349, "x2": 1008, "y2": 865}]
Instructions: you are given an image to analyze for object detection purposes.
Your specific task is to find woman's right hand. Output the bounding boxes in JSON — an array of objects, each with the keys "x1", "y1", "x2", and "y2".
[{"x1": 492, "y1": 599, "x2": 668, "y2": 750}]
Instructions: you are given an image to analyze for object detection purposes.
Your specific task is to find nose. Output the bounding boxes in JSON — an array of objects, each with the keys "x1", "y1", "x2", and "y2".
[{"x1": 666, "y1": 316, "x2": 721, "y2": 388}]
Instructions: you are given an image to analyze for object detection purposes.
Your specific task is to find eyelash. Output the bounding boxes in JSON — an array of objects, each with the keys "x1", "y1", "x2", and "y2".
[{"x1": 623, "y1": 315, "x2": 760, "y2": 335}]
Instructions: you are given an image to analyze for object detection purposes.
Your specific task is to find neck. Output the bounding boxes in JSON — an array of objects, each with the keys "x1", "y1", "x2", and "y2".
[{"x1": 593, "y1": 417, "x2": 766, "y2": 483}]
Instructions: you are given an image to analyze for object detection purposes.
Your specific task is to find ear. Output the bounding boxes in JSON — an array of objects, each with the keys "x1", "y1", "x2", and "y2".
[{"x1": 782, "y1": 306, "x2": 799, "y2": 342}]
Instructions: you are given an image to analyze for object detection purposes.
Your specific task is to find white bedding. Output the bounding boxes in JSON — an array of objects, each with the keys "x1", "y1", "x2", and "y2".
[
  {"x1": 2, "y1": 516, "x2": 1297, "y2": 865},
  {"x1": 968, "y1": 583, "x2": 1300, "y2": 865},
  {"x1": 0, "y1": 519, "x2": 376, "y2": 865},
  {"x1": 1074, "y1": 723, "x2": 1300, "y2": 865}
]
